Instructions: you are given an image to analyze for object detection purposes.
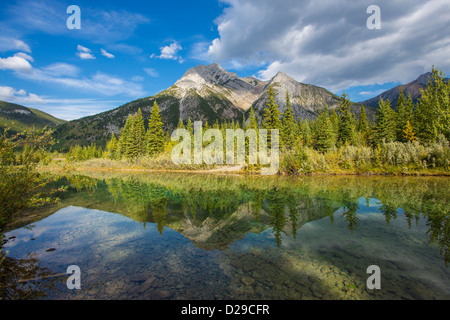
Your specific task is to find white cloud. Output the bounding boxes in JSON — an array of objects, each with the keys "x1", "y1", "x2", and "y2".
[
  {"x1": 0, "y1": 85, "x2": 44, "y2": 104},
  {"x1": 151, "y1": 42, "x2": 183, "y2": 62},
  {"x1": 199, "y1": 0, "x2": 450, "y2": 92},
  {"x1": 0, "y1": 37, "x2": 31, "y2": 53},
  {"x1": 0, "y1": 52, "x2": 33, "y2": 72},
  {"x1": 143, "y1": 68, "x2": 159, "y2": 78},
  {"x1": 77, "y1": 45, "x2": 95, "y2": 60},
  {"x1": 17, "y1": 65, "x2": 145, "y2": 97},
  {"x1": 101, "y1": 49, "x2": 115, "y2": 59}
]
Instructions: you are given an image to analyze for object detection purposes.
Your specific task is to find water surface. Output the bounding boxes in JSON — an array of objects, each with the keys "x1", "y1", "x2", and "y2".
[{"x1": 1, "y1": 173, "x2": 449, "y2": 300}]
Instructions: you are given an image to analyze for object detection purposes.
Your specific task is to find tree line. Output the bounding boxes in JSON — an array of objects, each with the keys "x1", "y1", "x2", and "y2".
[{"x1": 67, "y1": 67, "x2": 449, "y2": 170}]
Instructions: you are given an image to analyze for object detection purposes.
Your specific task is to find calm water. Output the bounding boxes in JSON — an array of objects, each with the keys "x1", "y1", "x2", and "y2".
[{"x1": 1, "y1": 173, "x2": 449, "y2": 300}]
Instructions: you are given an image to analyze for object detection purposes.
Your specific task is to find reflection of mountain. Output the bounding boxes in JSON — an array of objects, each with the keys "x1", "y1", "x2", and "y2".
[{"x1": 32, "y1": 173, "x2": 449, "y2": 264}]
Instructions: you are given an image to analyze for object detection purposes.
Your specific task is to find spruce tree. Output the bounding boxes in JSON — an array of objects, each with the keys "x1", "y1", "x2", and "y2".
[
  {"x1": 263, "y1": 85, "x2": 283, "y2": 145},
  {"x1": 106, "y1": 133, "x2": 118, "y2": 160},
  {"x1": 118, "y1": 113, "x2": 135, "y2": 158},
  {"x1": 177, "y1": 117, "x2": 185, "y2": 129},
  {"x1": 374, "y1": 98, "x2": 396, "y2": 144},
  {"x1": 282, "y1": 91, "x2": 297, "y2": 150},
  {"x1": 415, "y1": 67, "x2": 450, "y2": 142},
  {"x1": 313, "y1": 108, "x2": 334, "y2": 153},
  {"x1": 146, "y1": 101, "x2": 165, "y2": 156},
  {"x1": 127, "y1": 108, "x2": 146, "y2": 158},
  {"x1": 395, "y1": 88, "x2": 413, "y2": 142},
  {"x1": 337, "y1": 92, "x2": 356, "y2": 146}
]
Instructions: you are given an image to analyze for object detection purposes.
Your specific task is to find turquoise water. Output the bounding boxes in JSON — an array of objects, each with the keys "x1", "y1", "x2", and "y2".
[{"x1": 1, "y1": 173, "x2": 449, "y2": 300}]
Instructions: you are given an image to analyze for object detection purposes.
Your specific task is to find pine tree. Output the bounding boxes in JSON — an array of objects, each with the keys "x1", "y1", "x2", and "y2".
[
  {"x1": 374, "y1": 98, "x2": 396, "y2": 144},
  {"x1": 298, "y1": 119, "x2": 312, "y2": 147},
  {"x1": 415, "y1": 67, "x2": 450, "y2": 142},
  {"x1": 337, "y1": 92, "x2": 356, "y2": 146},
  {"x1": 127, "y1": 109, "x2": 146, "y2": 158},
  {"x1": 282, "y1": 91, "x2": 297, "y2": 150},
  {"x1": 246, "y1": 107, "x2": 259, "y2": 165},
  {"x1": 106, "y1": 133, "x2": 118, "y2": 160},
  {"x1": 395, "y1": 88, "x2": 414, "y2": 142},
  {"x1": 262, "y1": 85, "x2": 283, "y2": 145},
  {"x1": 177, "y1": 117, "x2": 185, "y2": 129},
  {"x1": 118, "y1": 113, "x2": 135, "y2": 158},
  {"x1": 313, "y1": 108, "x2": 334, "y2": 152},
  {"x1": 146, "y1": 101, "x2": 165, "y2": 156}
]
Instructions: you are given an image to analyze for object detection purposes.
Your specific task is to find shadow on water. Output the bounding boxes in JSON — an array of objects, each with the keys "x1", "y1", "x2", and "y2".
[{"x1": 1, "y1": 172, "x2": 449, "y2": 299}]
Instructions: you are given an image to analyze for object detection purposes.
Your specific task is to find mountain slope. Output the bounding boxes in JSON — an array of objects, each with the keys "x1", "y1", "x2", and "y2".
[
  {"x1": 53, "y1": 63, "x2": 376, "y2": 150},
  {"x1": 359, "y1": 72, "x2": 449, "y2": 109},
  {"x1": 0, "y1": 100, "x2": 66, "y2": 134}
]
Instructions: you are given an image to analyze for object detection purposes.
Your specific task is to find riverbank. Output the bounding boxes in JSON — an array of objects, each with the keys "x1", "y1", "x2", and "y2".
[{"x1": 43, "y1": 157, "x2": 450, "y2": 176}]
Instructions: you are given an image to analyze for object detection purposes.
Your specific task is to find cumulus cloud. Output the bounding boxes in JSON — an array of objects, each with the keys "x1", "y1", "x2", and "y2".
[
  {"x1": 200, "y1": 0, "x2": 450, "y2": 92},
  {"x1": 0, "y1": 52, "x2": 33, "y2": 72},
  {"x1": 151, "y1": 42, "x2": 183, "y2": 62},
  {"x1": 0, "y1": 85, "x2": 44, "y2": 104}
]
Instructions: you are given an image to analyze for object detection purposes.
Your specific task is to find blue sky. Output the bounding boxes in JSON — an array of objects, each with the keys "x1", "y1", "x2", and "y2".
[{"x1": 1, "y1": 0, "x2": 449, "y2": 120}]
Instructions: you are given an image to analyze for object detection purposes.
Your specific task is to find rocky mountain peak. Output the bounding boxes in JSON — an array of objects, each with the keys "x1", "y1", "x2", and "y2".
[{"x1": 416, "y1": 72, "x2": 432, "y2": 86}]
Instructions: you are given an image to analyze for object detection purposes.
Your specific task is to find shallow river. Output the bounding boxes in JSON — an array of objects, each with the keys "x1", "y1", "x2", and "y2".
[{"x1": 1, "y1": 173, "x2": 449, "y2": 300}]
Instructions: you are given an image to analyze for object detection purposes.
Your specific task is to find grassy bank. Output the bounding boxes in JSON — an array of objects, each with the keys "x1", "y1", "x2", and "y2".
[{"x1": 45, "y1": 139, "x2": 450, "y2": 176}]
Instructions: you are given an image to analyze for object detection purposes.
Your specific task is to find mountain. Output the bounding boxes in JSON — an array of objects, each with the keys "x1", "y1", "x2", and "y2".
[
  {"x1": 359, "y1": 72, "x2": 449, "y2": 109},
  {"x1": 53, "y1": 63, "x2": 376, "y2": 150},
  {"x1": 0, "y1": 100, "x2": 66, "y2": 134}
]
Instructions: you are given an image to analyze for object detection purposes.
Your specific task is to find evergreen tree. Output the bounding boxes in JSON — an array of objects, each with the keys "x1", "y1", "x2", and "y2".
[
  {"x1": 313, "y1": 107, "x2": 335, "y2": 152},
  {"x1": 415, "y1": 67, "x2": 450, "y2": 142},
  {"x1": 118, "y1": 113, "x2": 135, "y2": 158},
  {"x1": 177, "y1": 117, "x2": 185, "y2": 129},
  {"x1": 337, "y1": 92, "x2": 356, "y2": 146},
  {"x1": 127, "y1": 109, "x2": 146, "y2": 158},
  {"x1": 298, "y1": 119, "x2": 312, "y2": 147},
  {"x1": 262, "y1": 85, "x2": 283, "y2": 145},
  {"x1": 106, "y1": 133, "x2": 118, "y2": 160},
  {"x1": 282, "y1": 91, "x2": 297, "y2": 150},
  {"x1": 395, "y1": 88, "x2": 414, "y2": 142},
  {"x1": 146, "y1": 101, "x2": 165, "y2": 156},
  {"x1": 374, "y1": 98, "x2": 396, "y2": 144}
]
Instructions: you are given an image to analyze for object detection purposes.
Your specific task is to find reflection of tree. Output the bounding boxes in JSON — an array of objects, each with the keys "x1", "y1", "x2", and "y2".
[
  {"x1": 424, "y1": 203, "x2": 450, "y2": 266},
  {"x1": 379, "y1": 201, "x2": 398, "y2": 226},
  {"x1": 266, "y1": 187, "x2": 287, "y2": 247},
  {"x1": 250, "y1": 190, "x2": 263, "y2": 222},
  {"x1": 120, "y1": 178, "x2": 151, "y2": 227},
  {"x1": 149, "y1": 185, "x2": 168, "y2": 236},
  {"x1": 0, "y1": 254, "x2": 62, "y2": 299},
  {"x1": 342, "y1": 202, "x2": 359, "y2": 232},
  {"x1": 287, "y1": 195, "x2": 299, "y2": 240},
  {"x1": 75, "y1": 172, "x2": 449, "y2": 264}
]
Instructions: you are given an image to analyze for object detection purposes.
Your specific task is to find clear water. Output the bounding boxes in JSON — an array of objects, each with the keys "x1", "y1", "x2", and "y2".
[{"x1": 1, "y1": 173, "x2": 449, "y2": 300}]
